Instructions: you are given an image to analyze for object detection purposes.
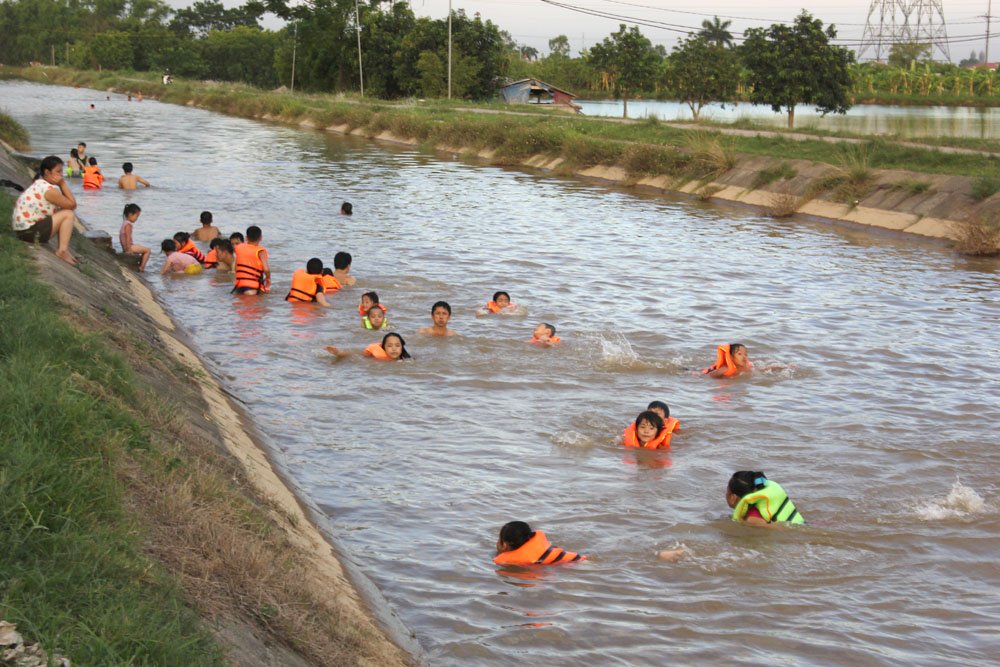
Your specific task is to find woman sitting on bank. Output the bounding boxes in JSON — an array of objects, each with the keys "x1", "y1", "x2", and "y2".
[{"x1": 10, "y1": 155, "x2": 79, "y2": 265}]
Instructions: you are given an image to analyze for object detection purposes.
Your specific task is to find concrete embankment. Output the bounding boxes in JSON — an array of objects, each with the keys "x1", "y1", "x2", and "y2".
[{"x1": 0, "y1": 145, "x2": 417, "y2": 666}]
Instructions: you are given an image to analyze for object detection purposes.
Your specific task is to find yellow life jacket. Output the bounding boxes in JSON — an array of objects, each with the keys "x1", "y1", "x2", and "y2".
[{"x1": 731, "y1": 480, "x2": 804, "y2": 524}]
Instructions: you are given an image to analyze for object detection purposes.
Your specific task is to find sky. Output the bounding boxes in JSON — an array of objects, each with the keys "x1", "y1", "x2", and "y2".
[{"x1": 206, "y1": 0, "x2": 996, "y2": 63}]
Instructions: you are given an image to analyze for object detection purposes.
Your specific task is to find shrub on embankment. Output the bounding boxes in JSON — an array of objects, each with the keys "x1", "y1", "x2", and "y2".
[
  {"x1": 0, "y1": 110, "x2": 30, "y2": 150},
  {"x1": 0, "y1": 194, "x2": 221, "y2": 664}
]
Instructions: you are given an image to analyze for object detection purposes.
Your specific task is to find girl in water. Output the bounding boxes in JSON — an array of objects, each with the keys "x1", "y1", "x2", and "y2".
[
  {"x1": 326, "y1": 332, "x2": 411, "y2": 361},
  {"x1": 622, "y1": 411, "x2": 675, "y2": 450},
  {"x1": 702, "y1": 343, "x2": 751, "y2": 378},
  {"x1": 727, "y1": 471, "x2": 804, "y2": 525},
  {"x1": 477, "y1": 291, "x2": 519, "y2": 316},
  {"x1": 66, "y1": 148, "x2": 83, "y2": 177}
]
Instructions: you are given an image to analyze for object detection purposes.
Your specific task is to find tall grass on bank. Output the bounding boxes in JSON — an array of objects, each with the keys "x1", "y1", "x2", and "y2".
[
  {"x1": 0, "y1": 194, "x2": 222, "y2": 664},
  {"x1": 0, "y1": 110, "x2": 30, "y2": 150}
]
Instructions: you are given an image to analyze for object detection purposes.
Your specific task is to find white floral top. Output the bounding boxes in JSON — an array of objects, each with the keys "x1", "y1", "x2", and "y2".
[{"x1": 11, "y1": 178, "x2": 58, "y2": 231}]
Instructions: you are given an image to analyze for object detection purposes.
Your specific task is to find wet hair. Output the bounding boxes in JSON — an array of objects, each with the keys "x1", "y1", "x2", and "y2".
[
  {"x1": 122, "y1": 203, "x2": 141, "y2": 218},
  {"x1": 160, "y1": 239, "x2": 177, "y2": 253},
  {"x1": 647, "y1": 400, "x2": 669, "y2": 418},
  {"x1": 492, "y1": 291, "x2": 510, "y2": 302},
  {"x1": 381, "y1": 332, "x2": 410, "y2": 359},
  {"x1": 78, "y1": 142, "x2": 86, "y2": 148},
  {"x1": 322, "y1": 267, "x2": 334, "y2": 276},
  {"x1": 306, "y1": 257, "x2": 323, "y2": 274},
  {"x1": 635, "y1": 410, "x2": 664, "y2": 435},
  {"x1": 499, "y1": 521, "x2": 533, "y2": 550},
  {"x1": 229, "y1": 231, "x2": 245, "y2": 243},
  {"x1": 362, "y1": 291, "x2": 379, "y2": 305},
  {"x1": 122, "y1": 162, "x2": 133, "y2": 173},
  {"x1": 334, "y1": 251, "x2": 352, "y2": 270},
  {"x1": 37, "y1": 155, "x2": 64, "y2": 178},
  {"x1": 173, "y1": 231, "x2": 190, "y2": 244},
  {"x1": 216, "y1": 240, "x2": 234, "y2": 255},
  {"x1": 540, "y1": 323, "x2": 556, "y2": 337},
  {"x1": 367, "y1": 305, "x2": 385, "y2": 318},
  {"x1": 431, "y1": 300, "x2": 451, "y2": 315},
  {"x1": 209, "y1": 238, "x2": 222, "y2": 249},
  {"x1": 341, "y1": 201, "x2": 352, "y2": 215},
  {"x1": 88, "y1": 157, "x2": 97, "y2": 166},
  {"x1": 69, "y1": 148, "x2": 79, "y2": 158},
  {"x1": 728, "y1": 471, "x2": 767, "y2": 498},
  {"x1": 246, "y1": 225, "x2": 262, "y2": 242},
  {"x1": 729, "y1": 343, "x2": 746, "y2": 355},
  {"x1": 200, "y1": 211, "x2": 212, "y2": 224}
]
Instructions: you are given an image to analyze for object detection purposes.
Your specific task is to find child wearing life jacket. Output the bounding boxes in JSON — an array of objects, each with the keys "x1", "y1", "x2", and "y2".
[
  {"x1": 229, "y1": 231, "x2": 244, "y2": 247},
  {"x1": 160, "y1": 239, "x2": 202, "y2": 276},
  {"x1": 173, "y1": 231, "x2": 206, "y2": 265},
  {"x1": 362, "y1": 305, "x2": 389, "y2": 330},
  {"x1": 232, "y1": 225, "x2": 270, "y2": 295},
  {"x1": 478, "y1": 291, "x2": 518, "y2": 316},
  {"x1": 623, "y1": 408, "x2": 678, "y2": 450},
  {"x1": 493, "y1": 521, "x2": 585, "y2": 566},
  {"x1": 203, "y1": 239, "x2": 235, "y2": 272},
  {"x1": 358, "y1": 291, "x2": 387, "y2": 318},
  {"x1": 118, "y1": 203, "x2": 150, "y2": 272},
  {"x1": 703, "y1": 343, "x2": 752, "y2": 378},
  {"x1": 286, "y1": 257, "x2": 332, "y2": 307},
  {"x1": 333, "y1": 251, "x2": 356, "y2": 286},
  {"x1": 418, "y1": 301, "x2": 458, "y2": 337},
  {"x1": 530, "y1": 323, "x2": 560, "y2": 346},
  {"x1": 82, "y1": 157, "x2": 104, "y2": 190},
  {"x1": 320, "y1": 268, "x2": 342, "y2": 294},
  {"x1": 325, "y1": 332, "x2": 411, "y2": 361},
  {"x1": 727, "y1": 471, "x2": 804, "y2": 525}
]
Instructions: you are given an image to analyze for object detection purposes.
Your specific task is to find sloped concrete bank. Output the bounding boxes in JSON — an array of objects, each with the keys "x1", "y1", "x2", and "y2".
[{"x1": 0, "y1": 147, "x2": 418, "y2": 666}]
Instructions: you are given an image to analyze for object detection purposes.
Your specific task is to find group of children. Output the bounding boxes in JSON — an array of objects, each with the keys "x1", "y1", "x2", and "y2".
[{"x1": 66, "y1": 142, "x2": 153, "y2": 193}]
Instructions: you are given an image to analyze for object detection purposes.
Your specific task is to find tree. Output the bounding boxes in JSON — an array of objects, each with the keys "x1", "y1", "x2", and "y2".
[
  {"x1": 588, "y1": 24, "x2": 662, "y2": 118},
  {"x1": 170, "y1": 0, "x2": 262, "y2": 37},
  {"x1": 887, "y1": 41, "x2": 931, "y2": 69},
  {"x1": 519, "y1": 44, "x2": 539, "y2": 61},
  {"x1": 549, "y1": 34, "x2": 570, "y2": 58},
  {"x1": 668, "y1": 35, "x2": 739, "y2": 120},
  {"x1": 958, "y1": 49, "x2": 982, "y2": 68},
  {"x1": 740, "y1": 11, "x2": 854, "y2": 128},
  {"x1": 699, "y1": 16, "x2": 733, "y2": 48}
]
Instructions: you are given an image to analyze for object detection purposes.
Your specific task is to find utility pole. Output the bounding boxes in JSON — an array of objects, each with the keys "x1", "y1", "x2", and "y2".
[
  {"x1": 355, "y1": 0, "x2": 364, "y2": 97},
  {"x1": 290, "y1": 22, "x2": 297, "y2": 92},
  {"x1": 447, "y1": 0, "x2": 452, "y2": 99},
  {"x1": 65, "y1": 42, "x2": 69, "y2": 66},
  {"x1": 51, "y1": 45, "x2": 55, "y2": 66},
  {"x1": 987, "y1": 0, "x2": 993, "y2": 65}
]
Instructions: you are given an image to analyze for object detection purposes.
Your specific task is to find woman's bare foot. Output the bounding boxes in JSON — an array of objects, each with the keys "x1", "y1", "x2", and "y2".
[{"x1": 55, "y1": 249, "x2": 78, "y2": 266}]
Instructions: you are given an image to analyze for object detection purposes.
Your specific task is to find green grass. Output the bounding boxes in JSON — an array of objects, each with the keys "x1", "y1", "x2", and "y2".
[
  {"x1": 0, "y1": 193, "x2": 222, "y2": 664},
  {"x1": 971, "y1": 175, "x2": 1000, "y2": 201},
  {"x1": 0, "y1": 110, "x2": 30, "y2": 150},
  {"x1": 752, "y1": 161, "x2": 797, "y2": 189},
  {"x1": 891, "y1": 178, "x2": 932, "y2": 194}
]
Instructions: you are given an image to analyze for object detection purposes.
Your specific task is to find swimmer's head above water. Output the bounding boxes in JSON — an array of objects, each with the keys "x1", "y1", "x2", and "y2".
[
  {"x1": 381, "y1": 332, "x2": 409, "y2": 360},
  {"x1": 646, "y1": 401, "x2": 669, "y2": 420},
  {"x1": 634, "y1": 410, "x2": 665, "y2": 447}
]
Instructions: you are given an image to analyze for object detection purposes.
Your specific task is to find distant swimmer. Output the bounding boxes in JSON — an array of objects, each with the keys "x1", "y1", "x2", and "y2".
[
  {"x1": 493, "y1": 521, "x2": 585, "y2": 566},
  {"x1": 319, "y1": 268, "x2": 342, "y2": 294},
  {"x1": 362, "y1": 305, "x2": 389, "y2": 330},
  {"x1": 232, "y1": 225, "x2": 270, "y2": 295},
  {"x1": 173, "y1": 231, "x2": 206, "y2": 265},
  {"x1": 118, "y1": 203, "x2": 150, "y2": 272},
  {"x1": 66, "y1": 148, "x2": 83, "y2": 178},
  {"x1": 477, "y1": 290, "x2": 518, "y2": 316},
  {"x1": 326, "y1": 332, "x2": 411, "y2": 361},
  {"x1": 160, "y1": 239, "x2": 202, "y2": 275},
  {"x1": 285, "y1": 257, "x2": 332, "y2": 307},
  {"x1": 529, "y1": 323, "x2": 560, "y2": 346},
  {"x1": 623, "y1": 406, "x2": 679, "y2": 450},
  {"x1": 727, "y1": 471, "x2": 804, "y2": 525},
  {"x1": 418, "y1": 301, "x2": 458, "y2": 336},
  {"x1": 82, "y1": 157, "x2": 103, "y2": 190},
  {"x1": 204, "y1": 238, "x2": 235, "y2": 272},
  {"x1": 333, "y1": 251, "x2": 356, "y2": 286},
  {"x1": 358, "y1": 291, "x2": 386, "y2": 317},
  {"x1": 340, "y1": 201, "x2": 352, "y2": 215},
  {"x1": 118, "y1": 162, "x2": 151, "y2": 190},
  {"x1": 76, "y1": 142, "x2": 88, "y2": 165},
  {"x1": 192, "y1": 211, "x2": 220, "y2": 242},
  {"x1": 702, "y1": 343, "x2": 751, "y2": 378}
]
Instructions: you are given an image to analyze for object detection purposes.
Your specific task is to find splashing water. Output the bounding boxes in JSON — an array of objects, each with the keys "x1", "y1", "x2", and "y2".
[{"x1": 917, "y1": 481, "x2": 988, "y2": 521}]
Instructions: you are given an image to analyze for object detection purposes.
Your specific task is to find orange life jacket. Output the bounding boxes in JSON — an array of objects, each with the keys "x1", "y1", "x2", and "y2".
[
  {"x1": 203, "y1": 248, "x2": 218, "y2": 269},
  {"x1": 82, "y1": 165, "x2": 103, "y2": 190},
  {"x1": 530, "y1": 335, "x2": 561, "y2": 345},
  {"x1": 493, "y1": 531, "x2": 585, "y2": 566},
  {"x1": 285, "y1": 268, "x2": 322, "y2": 302},
  {"x1": 623, "y1": 418, "x2": 680, "y2": 450},
  {"x1": 702, "y1": 344, "x2": 749, "y2": 377},
  {"x1": 233, "y1": 243, "x2": 269, "y2": 292},
  {"x1": 486, "y1": 300, "x2": 502, "y2": 313},
  {"x1": 363, "y1": 342, "x2": 390, "y2": 360},
  {"x1": 358, "y1": 303, "x2": 387, "y2": 316},
  {"x1": 177, "y1": 239, "x2": 205, "y2": 264},
  {"x1": 320, "y1": 274, "x2": 342, "y2": 293}
]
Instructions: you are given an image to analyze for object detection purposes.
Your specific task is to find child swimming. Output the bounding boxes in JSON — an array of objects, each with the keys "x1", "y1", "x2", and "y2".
[
  {"x1": 702, "y1": 343, "x2": 752, "y2": 378},
  {"x1": 493, "y1": 521, "x2": 585, "y2": 566},
  {"x1": 727, "y1": 471, "x2": 804, "y2": 525},
  {"x1": 326, "y1": 332, "x2": 410, "y2": 361},
  {"x1": 320, "y1": 268, "x2": 342, "y2": 294},
  {"x1": 362, "y1": 305, "x2": 389, "y2": 330},
  {"x1": 232, "y1": 225, "x2": 270, "y2": 295},
  {"x1": 82, "y1": 157, "x2": 103, "y2": 190},
  {"x1": 117, "y1": 162, "x2": 151, "y2": 190},
  {"x1": 478, "y1": 291, "x2": 519, "y2": 316},
  {"x1": 285, "y1": 258, "x2": 332, "y2": 307},
  {"x1": 358, "y1": 291, "x2": 386, "y2": 317},
  {"x1": 418, "y1": 301, "x2": 458, "y2": 336},
  {"x1": 529, "y1": 323, "x2": 560, "y2": 346},
  {"x1": 622, "y1": 408, "x2": 677, "y2": 450}
]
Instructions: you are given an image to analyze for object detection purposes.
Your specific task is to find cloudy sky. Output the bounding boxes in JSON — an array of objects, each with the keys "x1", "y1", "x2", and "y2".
[{"x1": 220, "y1": 0, "x2": 995, "y2": 62}]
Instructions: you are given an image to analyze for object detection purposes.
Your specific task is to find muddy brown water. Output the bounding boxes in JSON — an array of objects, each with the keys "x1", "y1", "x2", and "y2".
[{"x1": 3, "y1": 81, "x2": 998, "y2": 666}]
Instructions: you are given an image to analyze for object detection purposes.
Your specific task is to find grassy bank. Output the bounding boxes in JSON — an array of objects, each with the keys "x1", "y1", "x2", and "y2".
[
  {"x1": 0, "y1": 110, "x2": 30, "y2": 150},
  {"x1": 0, "y1": 193, "x2": 221, "y2": 663},
  {"x1": 2, "y1": 66, "x2": 997, "y2": 181}
]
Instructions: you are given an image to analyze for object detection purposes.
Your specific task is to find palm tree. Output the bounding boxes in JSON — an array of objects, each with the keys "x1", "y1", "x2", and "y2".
[{"x1": 699, "y1": 16, "x2": 733, "y2": 48}]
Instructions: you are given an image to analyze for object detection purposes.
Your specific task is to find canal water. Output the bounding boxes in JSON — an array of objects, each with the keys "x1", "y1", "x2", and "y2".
[
  {"x1": 578, "y1": 99, "x2": 1000, "y2": 140},
  {"x1": 3, "y1": 81, "x2": 998, "y2": 665}
]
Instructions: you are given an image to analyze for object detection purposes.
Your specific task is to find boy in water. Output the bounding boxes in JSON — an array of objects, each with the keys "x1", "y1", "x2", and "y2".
[
  {"x1": 192, "y1": 211, "x2": 220, "y2": 242},
  {"x1": 362, "y1": 305, "x2": 389, "y2": 330},
  {"x1": 530, "y1": 323, "x2": 560, "y2": 346},
  {"x1": 418, "y1": 301, "x2": 458, "y2": 336},
  {"x1": 160, "y1": 239, "x2": 202, "y2": 275},
  {"x1": 232, "y1": 225, "x2": 270, "y2": 294},
  {"x1": 229, "y1": 231, "x2": 244, "y2": 247},
  {"x1": 82, "y1": 157, "x2": 103, "y2": 190},
  {"x1": 703, "y1": 343, "x2": 752, "y2": 378},
  {"x1": 340, "y1": 202, "x2": 353, "y2": 215},
  {"x1": 333, "y1": 251, "x2": 356, "y2": 286},
  {"x1": 117, "y1": 162, "x2": 151, "y2": 190},
  {"x1": 493, "y1": 521, "x2": 585, "y2": 566}
]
